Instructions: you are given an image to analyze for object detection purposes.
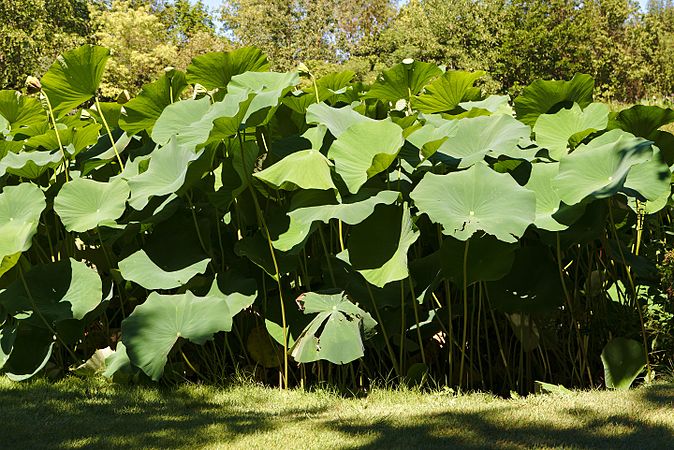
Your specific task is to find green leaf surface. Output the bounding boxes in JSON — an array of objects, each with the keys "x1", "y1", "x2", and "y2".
[
  {"x1": 0, "y1": 184, "x2": 45, "y2": 273},
  {"x1": 290, "y1": 292, "x2": 377, "y2": 364},
  {"x1": 54, "y1": 177, "x2": 129, "y2": 232},
  {"x1": 328, "y1": 118, "x2": 404, "y2": 194},
  {"x1": 412, "y1": 70, "x2": 484, "y2": 113},
  {"x1": 118, "y1": 249, "x2": 210, "y2": 290},
  {"x1": 364, "y1": 60, "x2": 441, "y2": 102},
  {"x1": 514, "y1": 74, "x2": 594, "y2": 126},
  {"x1": 122, "y1": 291, "x2": 234, "y2": 381},
  {"x1": 411, "y1": 162, "x2": 536, "y2": 242},
  {"x1": 254, "y1": 150, "x2": 335, "y2": 191},
  {"x1": 186, "y1": 47, "x2": 269, "y2": 91},
  {"x1": 601, "y1": 337, "x2": 647, "y2": 390},
  {"x1": 41, "y1": 45, "x2": 110, "y2": 116}
]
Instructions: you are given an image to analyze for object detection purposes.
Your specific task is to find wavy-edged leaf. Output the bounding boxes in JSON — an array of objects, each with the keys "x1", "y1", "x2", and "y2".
[
  {"x1": 54, "y1": 177, "x2": 130, "y2": 232},
  {"x1": 121, "y1": 291, "x2": 235, "y2": 381},
  {"x1": 254, "y1": 149, "x2": 335, "y2": 191},
  {"x1": 0, "y1": 184, "x2": 45, "y2": 275},
  {"x1": 364, "y1": 60, "x2": 441, "y2": 102},
  {"x1": 118, "y1": 250, "x2": 210, "y2": 290},
  {"x1": 411, "y1": 162, "x2": 536, "y2": 242},
  {"x1": 412, "y1": 70, "x2": 484, "y2": 113},
  {"x1": 41, "y1": 45, "x2": 109, "y2": 116},
  {"x1": 328, "y1": 118, "x2": 404, "y2": 194},
  {"x1": 306, "y1": 103, "x2": 373, "y2": 138},
  {"x1": 186, "y1": 47, "x2": 269, "y2": 91},
  {"x1": 119, "y1": 69, "x2": 188, "y2": 135},
  {"x1": 534, "y1": 103, "x2": 609, "y2": 160},
  {"x1": 601, "y1": 337, "x2": 647, "y2": 390},
  {"x1": 0, "y1": 90, "x2": 47, "y2": 132},
  {"x1": 0, "y1": 150, "x2": 62, "y2": 178},
  {"x1": 552, "y1": 130, "x2": 653, "y2": 205},
  {"x1": 514, "y1": 73, "x2": 594, "y2": 126}
]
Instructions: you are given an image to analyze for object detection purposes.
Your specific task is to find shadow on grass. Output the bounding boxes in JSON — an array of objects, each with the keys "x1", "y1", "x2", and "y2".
[{"x1": 1, "y1": 379, "x2": 674, "y2": 449}]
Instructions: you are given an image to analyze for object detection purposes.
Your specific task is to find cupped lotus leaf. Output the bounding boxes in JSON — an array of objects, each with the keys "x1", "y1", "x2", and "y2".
[
  {"x1": 312, "y1": 70, "x2": 356, "y2": 103},
  {"x1": 601, "y1": 337, "x2": 647, "y2": 390},
  {"x1": 328, "y1": 119, "x2": 404, "y2": 194},
  {"x1": 121, "y1": 291, "x2": 235, "y2": 381},
  {"x1": 24, "y1": 121, "x2": 101, "y2": 156},
  {"x1": 412, "y1": 70, "x2": 485, "y2": 113},
  {"x1": 0, "y1": 90, "x2": 47, "y2": 132},
  {"x1": 407, "y1": 117, "x2": 459, "y2": 158},
  {"x1": 514, "y1": 73, "x2": 594, "y2": 126},
  {"x1": 227, "y1": 71, "x2": 299, "y2": 125},
  {"x1": 119, "y1": 69, "x2": 188, "y2": 135},
  {"x1": 254, "y1": 150, "x2": 336, "y2": 191},
  {"x1": 552, "y1": 130, "x2": 653, "y2": 205},
  {"x1": 534, "y1": 103, "x2": 609, "y2": 160},
  {"x1": 273, "y1": 190, "x2": 399, "y2": 251},
  {"x1": 0, "y1": 184, "x2": 45, "y2": 275},
  {"x1": 363, "y1": 60, "x2": 442, "y2": 102},
  {"x1": 440, "y1": 235, "x2": 517, "y2": 286},
  {"x1": 435, "y1": 114, "x2": 532, "y2": 167},
  {"x1": 118, "y1": 250, "x2": 210, "y2": 290},
  {"x1": 0, "y1": 150, "x2": 62, "y2": 178},
  {"x1": 3, "y1": 325, "x2": 54, "y2": 381},
  {"x1": 611, "y1": 104, "x2": 674, "y2": 139},
  {"x1": 290, "y1": 292, "x2": 377, "y2": 364},
  {"x1": 459, "y1": 95, "x2": 512, "y2": 115},
  {"x1": 151, "y1": 97, "x2": 212, "y2": 146},
  {"x1": 0, "y1": 258, "x2": 102, "y2": 322},
  {"x1": 411, "y1": 162, "x2": 536, "y2": 243},
  {"x1": 306, "y1": 103, "x2": 374, "y2": 138},
  {"x1": 486, "y1": 245, "x2": 563, "y2": 314},
  {"x1": 337, "y1": 205, "x2": 419, "y2": 288},
  {"x1": 54, "y1": 177, "x2": 130, "y2": 232},
  {"x1": 186, "y1": 47, "x2": 269, "y2": 91},
  {"x1": 127, "y1": 138, "x2": 204, "y2": 210},
  {"x1": 623, "y1": 146, "x2": 672, "y2": 202},
  {"x1": 41, "y1": 45, "x2": 110, "y2": 116},
  {"x1": 525, "y1": 162, "x2": 569, "y2": 231}
]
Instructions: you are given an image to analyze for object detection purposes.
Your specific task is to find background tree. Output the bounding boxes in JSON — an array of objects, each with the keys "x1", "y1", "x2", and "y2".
[{"x1": 0, "y1": 0, "x2": 90, "y2": 89}]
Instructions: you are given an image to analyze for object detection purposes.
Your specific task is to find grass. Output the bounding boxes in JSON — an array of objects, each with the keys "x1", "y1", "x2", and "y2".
[{"x1": 1, "y1": 377, "x2": 674, "y2": 449}]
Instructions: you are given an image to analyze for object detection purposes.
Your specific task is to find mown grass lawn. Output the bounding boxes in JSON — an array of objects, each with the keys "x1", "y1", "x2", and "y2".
[{"x1": 1, "y1": 377, "x2": 673, "y2": 449}]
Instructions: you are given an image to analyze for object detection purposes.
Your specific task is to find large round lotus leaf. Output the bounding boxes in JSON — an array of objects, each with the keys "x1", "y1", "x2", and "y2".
[
  {"x1": 0, "y1": 90, "x2": 47, "y2": 132},
  {"x1": 206, "y1": 271, "x2": 258, "y2": 317},
  {"x1": 524, "y1": 162, "x2": 586, "y2": 231},
  {"x1": 151, "y1": 97, "x2": 212, "y2": 146},
  {"x1": 186, "y1": 47, "x2": 269, "y2": 91},
  {"x1": 623, "y1": 146, "x2": 672, "y2": 202},
  {"x1": 363, "y1": 60, "x2": 442, "y2": 102},
  {"x1": 54, "y1": 177, "x2": 130, "y2": 232},
  {"x1": 0, "y1": 150, "x2": 62, "y2": 178},
  {"x1": 534, "y1": 103, "x2": 609, "y2": 160},
  {"x1": 411, "y1": 162, "x2": 536, "y2": 243},
  {"x1": 486, "y1": 245, "x2": 563, "y2": 314},
  {"x1": 328, "y1": 118, "x2": 404, "y2": 194},
  {"x1": 439, "y1": 235, "x2": 517, "y2": 286},
  {"x1": 552, "y1": 130, "x2": 653, "y2": 205},
  {"x1": 434, "y1": 114, "x2": 531, "y2": 167},
  {"x1": 121, "y1": 291, "x2": 235, "y2": 381},
  {"x1": 127, "y1": 138, "x2": 204, "y2": 210},
  {"x1": 273, "y1": 189, "x2": 399, "y2": 252},
  {"x1": 41, "y1": 45, "x2": 109, "y2": 117},
  {"x1": 119, "y1": 69, "x2": 188, "y2": 135},
  {"x1": 337, "y1": 204, "x2": 419, "y2": 288},
  {"x1": 290, "y1": 292, "x2": 377, "y2": 364},
  {"x1": 411, "y1": 70, "x2": 485, "y2": 113},
  {"x1": 0, "y1": 258, "x2": 103, "y2": 322},
  {"x1": 306, "y1": 103, "x2": 373, "y2": 138},
  {"x1": 514, "y1": 73, "x2": 594, "y2": 126},
  {"x1": 0, "y1": 184, "x2": 45, "y2": 275},
  {"x1": 118, "y1": 250, "x2": 210, "y2": 290},
  {"x1": 3, "y1": 324, "x2": 54, "y2": 381},
  {"x1": 407, "y1": 117, "x2": 459, "y2": 158},
  {"x1": 611, "y1": 104, "x2": 674, "y2": 139},
  {"x1": 601, "y1": 337, "x2": 647, "y2": 390},
  {"x1": 227, "y1": 71, "x2": 300, "y2": 125},
  {"x1": 254, "y1": 150, "x2": 336, "y2": 191}
]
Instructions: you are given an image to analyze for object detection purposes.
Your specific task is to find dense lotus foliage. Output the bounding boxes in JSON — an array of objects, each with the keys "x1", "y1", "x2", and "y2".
[{"x1": 1, "y1": 45, "x2": 672, "y2": 392}]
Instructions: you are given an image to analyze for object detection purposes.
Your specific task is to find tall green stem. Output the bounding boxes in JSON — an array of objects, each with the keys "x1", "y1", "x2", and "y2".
[{"x1": 95, "y1": 97, "x2": 125, "y2": 170}]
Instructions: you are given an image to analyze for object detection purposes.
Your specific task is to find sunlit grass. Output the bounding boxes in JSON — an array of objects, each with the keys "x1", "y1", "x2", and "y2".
[{"x1": 1, "y1": 377, "x2": 673, "y2": 449}]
